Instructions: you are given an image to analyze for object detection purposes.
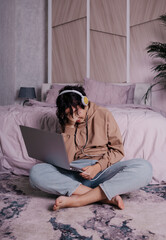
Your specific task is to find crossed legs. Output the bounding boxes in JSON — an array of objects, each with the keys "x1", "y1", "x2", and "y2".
[
  {"x1": 53, "y1": 184, "x2": 124, "y2": 210},
  {"x1": 30, "y1": 159, "x2": 152, "y2": 211}
]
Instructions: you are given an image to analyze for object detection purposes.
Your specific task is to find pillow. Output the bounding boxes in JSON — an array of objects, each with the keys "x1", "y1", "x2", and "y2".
[
  {"x1": 46, "y1": 83, "x2": 79, "y2": 104},
  {"x1": 127, "y1": 84, "x2": 135, "y2": 104},
  {"x1": 84, "y1": 78, "x2": 135, "y2": 105},
  {"x1": 45, "y1": 84, "x2": 64, "y2": 104},
  {"x1": 51, "y1": 83, "x2": 78, "y2": 89},
  {"x1": 134, "y1": 82, "x2": 151, "y2": 106}
]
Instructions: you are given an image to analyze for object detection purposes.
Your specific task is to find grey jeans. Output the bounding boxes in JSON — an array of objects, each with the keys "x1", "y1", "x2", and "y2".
[{"x1": 29, "y1": 158, "x2": 152, "y2": 200}]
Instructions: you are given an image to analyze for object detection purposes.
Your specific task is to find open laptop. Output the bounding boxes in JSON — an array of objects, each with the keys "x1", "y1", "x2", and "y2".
[{"x1": 20, "y1": 125, "x2": 83, "y2": 173}]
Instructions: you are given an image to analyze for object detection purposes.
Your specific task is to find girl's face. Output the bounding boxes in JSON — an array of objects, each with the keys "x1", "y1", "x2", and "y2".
[{"x1": 65, "y1": 106, "x2": 87, "y2": 123}]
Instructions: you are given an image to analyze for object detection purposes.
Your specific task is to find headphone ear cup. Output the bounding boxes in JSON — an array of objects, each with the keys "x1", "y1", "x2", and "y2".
[{"x1": 82, "y1": 96, "x2": 88, "y2": 106}]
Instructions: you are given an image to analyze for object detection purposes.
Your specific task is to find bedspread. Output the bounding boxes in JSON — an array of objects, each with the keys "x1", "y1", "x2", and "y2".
[
  {"x1": 0, "y1": 103, "x2": 165, "y2": 184},
  {"x1": 109, "y1": 105, "x2": 166, "y2": 184},
  {"x1": 0, "y1": 105, "x2": 57, "y2": 175}
]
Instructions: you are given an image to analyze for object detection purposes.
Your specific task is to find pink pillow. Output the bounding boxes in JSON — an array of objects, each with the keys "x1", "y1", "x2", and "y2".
[
  {"x1": 127, "y1": 84, "x2": 135, "y2": 104},
  {"x1": 84, "y1": 78, "x2": 135, "y2": 105},
  {"x1": 45, "y1": 84, "x2": 64, "y2": 104},
  {"x1": 46, "y1": 83, "x2": 80, "y2": 104},
  {"x1": 46, "y1": 80, "x2": 135, "y2": 105}
]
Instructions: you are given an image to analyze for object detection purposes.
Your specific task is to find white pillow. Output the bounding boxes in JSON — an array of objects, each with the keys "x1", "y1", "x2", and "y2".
[{"x1": 134, "y1": 83, "x2": 151, "y2": 106}]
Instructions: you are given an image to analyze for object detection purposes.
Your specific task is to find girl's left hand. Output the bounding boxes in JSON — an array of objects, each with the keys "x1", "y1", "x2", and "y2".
[{"x1": 80, "y1": 163, "x2": 101, "y2": 180}]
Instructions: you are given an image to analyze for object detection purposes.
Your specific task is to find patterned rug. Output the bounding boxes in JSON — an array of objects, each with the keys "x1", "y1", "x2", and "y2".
[{"x1": 0, "y1": 173, "x2": 166, "y2": 240}]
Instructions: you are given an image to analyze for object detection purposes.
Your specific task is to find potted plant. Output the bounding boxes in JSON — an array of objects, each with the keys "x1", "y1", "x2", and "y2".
[{"x1": 144, "y1": 14, "x2": 166, "y2": 103}]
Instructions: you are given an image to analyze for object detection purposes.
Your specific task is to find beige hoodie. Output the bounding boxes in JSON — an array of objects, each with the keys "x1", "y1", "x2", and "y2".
[{"x1": 62, "y1": 102, "x2": 124, "y2": 171}]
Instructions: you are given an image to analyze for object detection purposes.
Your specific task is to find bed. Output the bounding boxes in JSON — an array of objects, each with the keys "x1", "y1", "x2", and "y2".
[{"x1": 0, "y1": 78, "x2": 166, "y2": 184}]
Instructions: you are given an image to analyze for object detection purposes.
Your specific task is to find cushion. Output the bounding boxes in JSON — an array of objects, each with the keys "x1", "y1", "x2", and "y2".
[
  {"x1": 134, "y1": 82, "x2": 151, "y2": 106},
  {"x1": 45, "y1": 80, "x2": 135, "y2": 105},
  {"x1": 45, "y1": 85, "x2": 64, "y2": 104},
  {"x1": 127, "y1": 84, "x2": 135, "y2": 104},
  {"x1": 84, "y1": 78, "x2": 135, "y2": 105},
  {"x1": 45, "y1": 83, "x2": 78, "y2": 104}
]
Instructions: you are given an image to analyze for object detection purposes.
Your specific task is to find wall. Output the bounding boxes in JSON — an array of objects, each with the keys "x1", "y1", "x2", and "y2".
[
  {"x1": 52, "y1": 0, "x2": 87, "y2": 84},
  {"x1": 130, "y1": 0, "x2": 166, "y2": 112},
  {"x1": 90, "y1": 0, "x2": 126, "y2": 83},
  {"x1": 0, "y1": 0, "x2": 47, "y2": 106},
  {"x1": 1, "y1": 0, "x2": 166, "y2": 110},
  {"x1": 51, "y1": 0, "x2": 166, "y2": 111},
  {"x1": 51, "y1": 0, "x2": 126, "y2": 84},
  {"x1": 130, "y1": 0, "x2": 166, "y2": 83},
  {"x1": 0, "y1": 0, "x2": 15, "y2": 105}
]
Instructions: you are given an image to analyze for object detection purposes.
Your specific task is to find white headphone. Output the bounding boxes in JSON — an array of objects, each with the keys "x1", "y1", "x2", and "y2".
[{"x1": 58, "y1": 90, "x2": 88, "y2": 106}]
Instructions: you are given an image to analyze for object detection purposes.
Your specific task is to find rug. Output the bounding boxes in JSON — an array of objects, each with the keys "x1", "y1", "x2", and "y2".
[{"x1": 0, "y1": 173, "x2": 166, "y2": 240}]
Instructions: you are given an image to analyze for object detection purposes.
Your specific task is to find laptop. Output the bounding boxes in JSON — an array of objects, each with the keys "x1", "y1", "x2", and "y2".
[{"x1": 20, "y1": 125, "x2": 83, "y2": 173}]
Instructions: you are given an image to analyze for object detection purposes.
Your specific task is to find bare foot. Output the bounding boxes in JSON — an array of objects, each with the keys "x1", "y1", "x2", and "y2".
[
  {"x1": 102, "y1": 195, "x2": 124, "y2": 210},
  {"x1": 53, "y1": 195, "x2": 80, "y2": 211}
]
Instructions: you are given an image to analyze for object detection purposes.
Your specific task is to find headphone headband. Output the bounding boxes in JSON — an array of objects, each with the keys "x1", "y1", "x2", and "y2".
[{"x1": 59, "y1": 90, "x2": 88, "y2": 106}]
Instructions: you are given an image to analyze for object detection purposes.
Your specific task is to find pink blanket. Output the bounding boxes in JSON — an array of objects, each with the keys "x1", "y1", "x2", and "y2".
[
  {"x1": 0, "y1": 103, "x2": 166, "y2": 184},
  {"x1": 0, "y1": 104, "x2": 57, "y2": 175},
  {"x1": 109, "y1": 105, "x2": 166, "y2": 184}
]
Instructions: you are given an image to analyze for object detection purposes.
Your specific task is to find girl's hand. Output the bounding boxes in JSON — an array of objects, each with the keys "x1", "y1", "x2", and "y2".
[
  {"x1": 65, "y1": 115, "x2": 79, "y2": 128},
  {"x1": 80, "y1": 163, "x2": 101, "y2": 180},
  {"x1": 68, "y1": 116, "x2": 79, "y2": 124}
]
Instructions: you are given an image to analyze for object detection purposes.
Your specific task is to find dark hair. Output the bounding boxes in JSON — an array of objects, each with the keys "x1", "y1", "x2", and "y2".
[{"x1": 56, "y1": 85, "x2": 87, "y2": 131}]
